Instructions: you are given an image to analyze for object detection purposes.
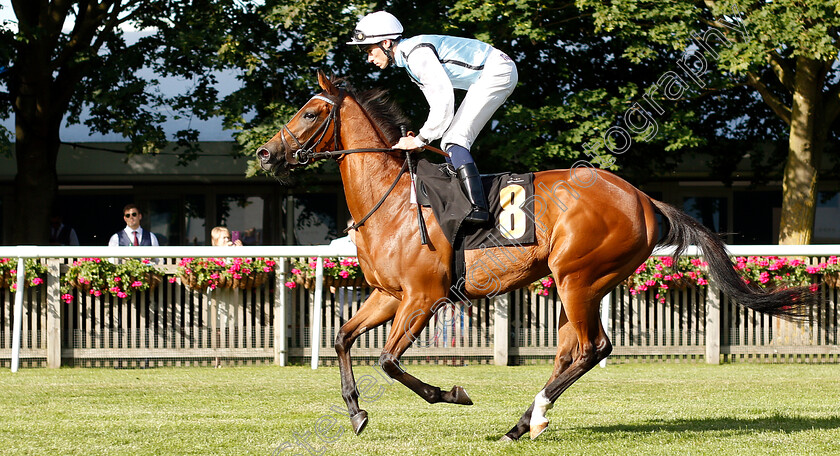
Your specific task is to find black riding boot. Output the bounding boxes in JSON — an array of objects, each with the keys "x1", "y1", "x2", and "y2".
[{"x1": 457, "y1": 163, "x2": 490, "y2": 224}]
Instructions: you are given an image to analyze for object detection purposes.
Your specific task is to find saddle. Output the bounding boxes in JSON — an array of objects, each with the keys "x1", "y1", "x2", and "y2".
[{"x1": 413, "y1": 159, "x2": 536, "y2": 297}]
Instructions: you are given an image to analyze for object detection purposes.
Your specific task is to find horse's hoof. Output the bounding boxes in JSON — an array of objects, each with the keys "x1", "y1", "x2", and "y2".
[
  {"x1": 499, "y1": 434, "x2": 517, "y2": 443},
  {"x1": 529, "y1": 421, "x2": 548, "y2": 440},
  {"x1": 448, "y1": 385, "x2": 473, "y2": 405},
  {"x1": 350, "y1": 410, "x2": 368, "y2": 435}
]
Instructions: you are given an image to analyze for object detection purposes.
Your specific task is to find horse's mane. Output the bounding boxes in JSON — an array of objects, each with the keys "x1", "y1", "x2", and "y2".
[{"x1": 334, "y1": 78, "x2": 410, "y2": 145}]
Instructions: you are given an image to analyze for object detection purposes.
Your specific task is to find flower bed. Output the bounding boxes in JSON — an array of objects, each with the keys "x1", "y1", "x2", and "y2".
[
  {"x1": 530, "y1": 255, "x2": 840, "y2": 303},
  {"x1": 175, "y1": 257, "x2": 275, "y2": 291},
  {"x1": 61, "y1": 258, "x2": 162, "y2": 302},
  {"x1": 0, "y1": 258, "x2": 48, "y2": 291},
  {"x1": 286, "y1": 257, "x2": 367, "y2": 290}
]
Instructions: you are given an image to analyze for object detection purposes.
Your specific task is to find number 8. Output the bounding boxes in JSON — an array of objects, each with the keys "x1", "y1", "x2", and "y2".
[{"x1": 498, "y1": 184, "x2": 526, "y2": 240}]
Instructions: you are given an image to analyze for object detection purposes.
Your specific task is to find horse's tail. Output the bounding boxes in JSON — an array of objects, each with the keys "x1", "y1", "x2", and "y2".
[{"x1": 650, "y1": 198, "x2": 816, "y2": 319}]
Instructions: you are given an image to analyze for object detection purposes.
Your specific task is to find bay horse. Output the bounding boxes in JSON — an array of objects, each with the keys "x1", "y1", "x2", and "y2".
[{"x1": 257, "y1": 71, "x2": 814, "y2": 441}]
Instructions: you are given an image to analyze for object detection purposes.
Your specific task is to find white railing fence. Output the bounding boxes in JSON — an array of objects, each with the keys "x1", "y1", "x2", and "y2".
[{"x1": 1, "y1": 245, "x2": 838, "y2": 372}]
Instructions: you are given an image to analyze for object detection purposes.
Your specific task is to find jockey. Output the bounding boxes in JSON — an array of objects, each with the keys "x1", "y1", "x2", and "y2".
[{"x1": 347, "y1": 11, "x2": 518, "y2": 224}]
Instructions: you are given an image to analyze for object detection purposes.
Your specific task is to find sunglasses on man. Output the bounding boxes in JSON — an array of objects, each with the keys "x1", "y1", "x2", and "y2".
[{"x1": 124, "y1": 212, "x2": 139, "y2": 218}]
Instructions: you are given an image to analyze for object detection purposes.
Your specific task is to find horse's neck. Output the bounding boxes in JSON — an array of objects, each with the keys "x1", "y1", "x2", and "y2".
[{"x1": 338, "y1": 139, "x2": 407, "y2": 228}]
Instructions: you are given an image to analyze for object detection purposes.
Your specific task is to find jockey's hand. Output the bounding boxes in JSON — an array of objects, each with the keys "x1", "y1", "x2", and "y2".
[{"x1": 392, "y1": 135, "x2": 425, "y2": 151}]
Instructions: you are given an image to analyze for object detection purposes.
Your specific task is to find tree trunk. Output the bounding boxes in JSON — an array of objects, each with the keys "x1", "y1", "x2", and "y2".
[
  {"x1": 778, "y1": 57, "x2": 825, "y2": 245},
  {"x1": 13, "y1": 124, "x2": 60, "y2": 245}
]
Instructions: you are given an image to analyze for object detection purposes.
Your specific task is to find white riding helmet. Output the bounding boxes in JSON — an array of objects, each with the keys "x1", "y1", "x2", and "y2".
[{"x1": 346, "y1": 11, "x2": 403, "y2": 45}]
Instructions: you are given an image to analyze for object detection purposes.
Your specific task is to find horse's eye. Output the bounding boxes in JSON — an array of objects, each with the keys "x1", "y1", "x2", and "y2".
[{"x1": 303, "y1": 112, "x2": 317, "y2": 120}]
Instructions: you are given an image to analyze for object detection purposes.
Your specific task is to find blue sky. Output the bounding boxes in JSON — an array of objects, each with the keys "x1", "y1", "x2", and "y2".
[{"x1": 1, "y1": 0, "x2": 239, "y2": 142}]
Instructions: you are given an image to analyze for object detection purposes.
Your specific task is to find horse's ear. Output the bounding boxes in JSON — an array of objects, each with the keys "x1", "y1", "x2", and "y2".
[{"x1": 317, "y1": 70, "x2": 338, "y2": 96}]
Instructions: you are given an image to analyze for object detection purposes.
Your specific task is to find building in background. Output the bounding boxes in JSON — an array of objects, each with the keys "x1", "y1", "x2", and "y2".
[{"x1": 0, "y1": 140, "x2": 837, "y2": 246}]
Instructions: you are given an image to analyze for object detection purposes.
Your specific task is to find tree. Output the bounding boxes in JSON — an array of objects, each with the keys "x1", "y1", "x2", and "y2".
[
  {"x1": 0, "y1": 0, "x2": 251, "y2": 244},
  {"x1": 574, "y1": 0, "x2": 840, "y2": 244}
]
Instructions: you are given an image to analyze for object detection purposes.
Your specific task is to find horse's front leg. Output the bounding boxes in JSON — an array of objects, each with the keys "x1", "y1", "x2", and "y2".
[
  {"x1": 378, "y1": 294, "x2": 473, "y2": 406},
  {"x1": 334, "y1": 289, "x2": 399, "y2": 435}
]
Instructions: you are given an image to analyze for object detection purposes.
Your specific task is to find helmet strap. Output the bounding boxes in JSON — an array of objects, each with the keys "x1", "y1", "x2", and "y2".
[{"x1": 378, "y1": 39, "x2": 398, "y2": 66}]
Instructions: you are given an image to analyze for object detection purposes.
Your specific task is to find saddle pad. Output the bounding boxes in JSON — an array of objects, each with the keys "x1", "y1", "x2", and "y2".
[{"x1": 415, "y1": 160, "x2": 536, "y2": 250}]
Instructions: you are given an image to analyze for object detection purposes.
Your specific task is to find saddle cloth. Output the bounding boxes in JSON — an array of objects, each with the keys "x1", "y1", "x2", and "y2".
[{"x1": 414, "y1": 159, "x2": 536, "y2": 250}]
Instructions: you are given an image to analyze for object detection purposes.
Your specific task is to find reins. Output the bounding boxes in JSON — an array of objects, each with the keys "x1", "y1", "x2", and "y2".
[{"x1": 282, "y1": 90, "x2": 443, "y2": 238}]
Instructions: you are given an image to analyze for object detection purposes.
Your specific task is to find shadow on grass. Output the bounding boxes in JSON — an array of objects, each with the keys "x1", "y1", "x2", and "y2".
[
  {"x1": 586, "y1": 414, "x2": 840, "y2": 435},
  {"x1": 484, "y1": 414, "x2": 840, "y2": 442}
]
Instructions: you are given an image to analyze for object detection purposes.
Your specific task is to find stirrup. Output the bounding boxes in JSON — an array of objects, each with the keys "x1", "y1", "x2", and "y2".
[{"x1": 464, "y1": 207, "x2": 490, "y2": 224}]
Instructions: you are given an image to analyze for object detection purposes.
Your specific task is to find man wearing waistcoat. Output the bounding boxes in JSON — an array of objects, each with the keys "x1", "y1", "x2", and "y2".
[{"x1": 107, "y1": 204, "x2": 160, "y2": 247}]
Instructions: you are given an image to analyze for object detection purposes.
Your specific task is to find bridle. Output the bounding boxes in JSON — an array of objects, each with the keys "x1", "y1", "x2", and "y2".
[
  {"x1": 280, "y1": 89, "x2": 416, "y2": 234},
  {"x1": 280, "y1": 93, "x2": 344, "y2": 165}
]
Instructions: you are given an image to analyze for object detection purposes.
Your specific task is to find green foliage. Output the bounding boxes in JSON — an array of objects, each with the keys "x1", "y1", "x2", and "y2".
[
  {"x1": 176, "y1": 257, "x2": 276, "y2": 290},
  {"x1": 286, "y1": 256, "x2": 363, "y2": 289},
  {"x1": 61, "y1": 258, "x2": 163, "y2": 301},
  {"x1": 0, "y1": 258, "x2": 47, "y2": 291}
]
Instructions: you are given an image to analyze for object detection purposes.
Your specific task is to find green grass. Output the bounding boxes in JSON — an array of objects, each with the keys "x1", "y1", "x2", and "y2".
[{"x1": 1, "y1": 363, "x2": 839, "y2": 455}]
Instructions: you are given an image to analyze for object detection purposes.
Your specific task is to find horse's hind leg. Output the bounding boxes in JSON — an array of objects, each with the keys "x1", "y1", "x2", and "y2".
[
  {"x1": 501, "y1": 308, "x2": 579, "y2": 441},
  {"x1": 503, "y1": 289, "x2": 612, "y2": 441},
  {"x1": 378, "y1": 296, "x2": 474, "y2": 405},
  {"x1": 335, "y1": 289, "x2": 400, "y2": 435}
]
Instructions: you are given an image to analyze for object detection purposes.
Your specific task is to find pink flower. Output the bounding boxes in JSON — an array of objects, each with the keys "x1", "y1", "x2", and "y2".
[
  {"x1": 697, "y1": 278, "x2": 708, "y2": 286},
  {"x1": 805, "y1": 266, "x2": 819, "y2": 274},
  {"x1": 210, "y1": 273, "x2": 220, "y2": 279},
  {"x1": 233, "y1": 273, "x2": 242, "y2": 280},
  {"x1": 760, "y1": 272, "x2": 770, "y2": 284},
  {"x1": 285, "y1": 281, "x2": 297, "y2": 289},
  {"x1": 809, "y1": 284, "x2": 819, "y2": 292},
  {"x1": 661, "y1": 257, "x2": 673, "y2": 268},
  {"x1": 31, "y1": 277, "x2": 44, "y2": 286},
  {"x1": 339, "y1": 270, "x2": 349, "y2": 278},
  {"x1": 645, "y1": 280, "x2": 657, "y2": 287},
  {"x1": 324, "y1": 260, "x2": 336, "y2": 268},
  {"x1": 168, "y1": 277, "x2": 177, "y2": 283},
  {"x1": 635, "y1": 265, "x2": 646, "y2": 274},
  {"x1": 829, "y1": 256, "x2": 838, "y2": 265},
  {"x1": 263, "y1": 266, "x2": 272, "y2": 272},
  {"x1": 61, "y1": 294, "x2": 74, "y2": 303},
  {"x1": 117, "y1": 291, "x2": 127, "y2": 298},
  {"x1": 309, "y1": 262, "x2": 317, "y2": 268},
  {"x1": 291, "y1": 268, "x2": 302, "y2": 275},
  {"x1": 131, "y1": 281, "x2": 143, "y2": 288}
]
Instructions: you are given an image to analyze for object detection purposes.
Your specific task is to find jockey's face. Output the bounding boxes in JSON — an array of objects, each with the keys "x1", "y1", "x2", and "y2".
[{"x1": 364, "y1": 40, "x2": 391, "y2": 69}]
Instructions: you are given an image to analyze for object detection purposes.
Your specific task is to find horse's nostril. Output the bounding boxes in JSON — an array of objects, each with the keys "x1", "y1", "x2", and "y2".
[{"x1": 257, "y1": 148, "x2": 270, "y2": 162}]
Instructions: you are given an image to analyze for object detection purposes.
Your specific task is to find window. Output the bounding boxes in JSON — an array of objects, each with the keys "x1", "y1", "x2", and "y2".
[
  {"x1": 683, "y1": 196, "x2": 728, "y2": 234},
  {"x1": 815, "y1": 191, "x2": 840, "y2": 244},
  {"x1": 217, "y1": 195, "x2": 266, "y2": 245},
  {"x1": 290, "y1": 194, "x2": 338, "y2": 245}
]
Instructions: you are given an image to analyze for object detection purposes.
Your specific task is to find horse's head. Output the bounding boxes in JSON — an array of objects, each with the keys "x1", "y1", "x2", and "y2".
[{"x1": 257, "y1": 71, "x2": 342, "y2": 177}]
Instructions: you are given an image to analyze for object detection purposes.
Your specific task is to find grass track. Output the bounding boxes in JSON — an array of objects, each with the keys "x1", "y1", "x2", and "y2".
[{"x1": 1, "y1": 363, "x2": 839, "y2": 455}]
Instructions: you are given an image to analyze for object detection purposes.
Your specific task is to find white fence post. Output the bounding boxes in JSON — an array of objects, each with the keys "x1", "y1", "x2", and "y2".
[
  {"x1": 599, "y1": 292, "x2": 611, "y2": 368},
  {"x1": 274, "y1": 260, "x2": 287, "y2": 367},
  {"x1": 11, "y1": 258, "x2": 25, "y2": 372},
  {"x1": 706, "y1": 282, "x2": 721, "y2": 364},
  {"x1": 493, "y1": 293, "x2": 509, "y2": 366},
  {"x1": 46, "y1": 258, "x2": 62, "y2": 369},
  {"x1": 311, "y1": 257, "x2": 324, "y2": 370}
]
